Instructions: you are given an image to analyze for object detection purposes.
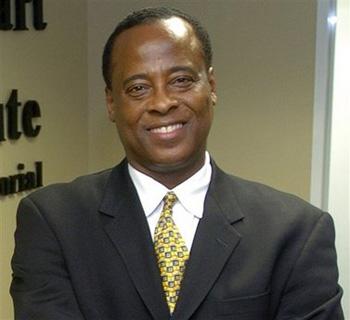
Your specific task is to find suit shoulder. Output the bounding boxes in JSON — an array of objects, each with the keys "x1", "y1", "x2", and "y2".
[
  {"x1": 215, "y1": 170, "x2": 336, "y2": 249},
  {"x1": 24, "y1": 168, "x2": 112, "y2": 208},
  {"x1": 216, "y1": 168, "x2": 325, "y2": 222}
]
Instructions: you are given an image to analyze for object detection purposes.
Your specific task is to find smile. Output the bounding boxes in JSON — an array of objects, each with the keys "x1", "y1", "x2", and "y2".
[{"x1": 150, "y1": 123, "x2": 183, "y2": 134}]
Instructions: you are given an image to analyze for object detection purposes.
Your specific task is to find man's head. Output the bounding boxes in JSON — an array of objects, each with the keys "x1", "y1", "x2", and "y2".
[
  {"x1": 102, "y1": 7, "x2": 212, "y2": 90},
  {"x1": 104, "y1": 7, "x2": 217, "y2": 187}
]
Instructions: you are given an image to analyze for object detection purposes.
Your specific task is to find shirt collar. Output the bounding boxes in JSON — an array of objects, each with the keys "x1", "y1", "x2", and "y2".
[{"x1": 128, "y1": 152, "x2": 212, "y2": 219}]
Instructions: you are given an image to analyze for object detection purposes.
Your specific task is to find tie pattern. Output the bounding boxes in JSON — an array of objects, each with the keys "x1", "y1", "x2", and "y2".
[{"x1": 154, "y1": 192, "x2": 190, "y2": 314}]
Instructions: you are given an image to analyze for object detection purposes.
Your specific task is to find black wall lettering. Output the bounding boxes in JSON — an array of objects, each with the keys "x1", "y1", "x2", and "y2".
[
  {"x1": 17, "y1": 163, "x2": 25, "y2": 170},
  {"x1": 33, "y1": 0, "x2": 46, "y2": 30},
  {"x1": 14, "y1": 0, "x2": 31, "y2": 30},
  {"x1": 0, "y1": 0, "x2": 12, "y2": 30},
  {"x1": 1, "y1": 90, "x2": 42, "y2": 141},
  {"x1": 0, "y1": 177, "x2": 10, "y2": 195},
  {"x1": 1, "y1": 0, "x2": 47, "y2": 31},
  {"x1": 0, "y1": 104, "x2": 5, "y2": 141},
  {"x1": 24, "y1": 171, "x2": 35, "y2": 189},
  {"x1": 0, "y1": 162, "x2": 44, "y2": 196},
  {"x1": 6, "y1": 89, "x2": 22, "y2": 140},
  {"x1": 35, "y1": 161, "x2": 43, "y2": 187},
  {"x1": 22, "y1": 100, "x2": 41, "y2": 137}
]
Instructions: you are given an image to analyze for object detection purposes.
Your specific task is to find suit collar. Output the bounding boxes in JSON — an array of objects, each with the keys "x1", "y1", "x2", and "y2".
[
  {"x1": 127, "y1": 152, "x2": 212, "y2": 219},
  {"x1": 99, "y1": 159, "x2": 245, "y2": 320},
  {"x1": 99, "y1": 159, "x2": 170, "y2": 320},
  {"x1": 100, "y1": 158, "x2": 244, "y2": 223},
  {"x1": 172, "y1": 160, "x2": 244, "y2": 320},
  {"x1": 207, "y1": 159, "x2": 245, "y2": 224}
]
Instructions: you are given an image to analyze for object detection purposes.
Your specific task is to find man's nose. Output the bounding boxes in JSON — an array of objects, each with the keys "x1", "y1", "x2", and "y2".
[{"x1": 148, "y1": 87, "x2": 178, "y2": 114}]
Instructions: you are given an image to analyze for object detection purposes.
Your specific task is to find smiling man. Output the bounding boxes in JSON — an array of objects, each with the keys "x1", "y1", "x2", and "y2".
[
  {"x1": 11, "y1": 7, "x2": 343, "y2": 320},
  {"x1": 105, "y1": 14, "x2": 216, "y2": 188}
]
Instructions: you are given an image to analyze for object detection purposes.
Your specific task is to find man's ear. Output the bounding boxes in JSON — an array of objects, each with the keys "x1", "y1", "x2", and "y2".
[
  {"x1": 208, "y1": 67, "x2": 217, "y2": 105},
  {"x1": 105, "y1": 87, "x2": 116, "y2": 122}
]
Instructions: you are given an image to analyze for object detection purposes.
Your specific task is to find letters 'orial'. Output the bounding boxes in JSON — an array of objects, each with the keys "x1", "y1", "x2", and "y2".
[{"x1": 0, "y1": 162, "x2": 43, "y2": 196}]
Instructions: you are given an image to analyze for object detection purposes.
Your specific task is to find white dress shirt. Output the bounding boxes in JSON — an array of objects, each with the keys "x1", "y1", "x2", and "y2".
[{"x1": 128, "y1": 152, "x2": 212, "y2": 251}]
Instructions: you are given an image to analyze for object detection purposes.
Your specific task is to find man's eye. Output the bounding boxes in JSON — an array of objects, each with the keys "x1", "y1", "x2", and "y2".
[
  {"x1": 127, "y1": 85, "x2": 149, "y2": 97},
  {"x1": 171, "y1": 76, "x2": 194, "y2": 88}
]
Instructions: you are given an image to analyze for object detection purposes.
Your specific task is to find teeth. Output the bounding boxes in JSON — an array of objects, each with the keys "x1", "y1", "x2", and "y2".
[{"x1": 151, "y1": 123, "x2": 183, "y2": 133}]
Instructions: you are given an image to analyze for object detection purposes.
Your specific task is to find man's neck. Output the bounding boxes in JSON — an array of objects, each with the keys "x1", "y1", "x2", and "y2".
[{"x1": 128, "y1": 153, "x2": 207, "y2": 189}]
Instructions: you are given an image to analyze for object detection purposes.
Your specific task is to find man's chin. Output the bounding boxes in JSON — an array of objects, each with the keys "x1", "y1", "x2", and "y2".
[{"x1": 148, "y1": 152, "x2": 205, "y2": 174}]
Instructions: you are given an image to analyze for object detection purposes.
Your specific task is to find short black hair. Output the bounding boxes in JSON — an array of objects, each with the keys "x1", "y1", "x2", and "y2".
[{"x1": 102, "y1": 7, "x2": 212, "y2": 89}]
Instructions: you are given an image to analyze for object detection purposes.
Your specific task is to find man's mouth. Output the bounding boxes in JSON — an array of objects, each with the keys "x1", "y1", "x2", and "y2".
[{"x1": 150, "y1": 123, "x2": 183, "y2": 134}]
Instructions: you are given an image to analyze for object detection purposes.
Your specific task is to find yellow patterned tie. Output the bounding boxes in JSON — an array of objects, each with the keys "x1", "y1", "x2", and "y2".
[{"x1": 154, "y1": 192, "x2": 190, "y2": 314}]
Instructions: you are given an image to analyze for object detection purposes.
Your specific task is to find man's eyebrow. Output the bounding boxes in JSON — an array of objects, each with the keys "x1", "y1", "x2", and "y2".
[
  {"x1": 122, "y1": 66, "x2": 197, "y2": 87},
  {"x1": 169, "y1": 66, "x2": 196, "y2": 75},
  {"x1": 123, "y1": 73, "x2": 148, "y2": 88}
]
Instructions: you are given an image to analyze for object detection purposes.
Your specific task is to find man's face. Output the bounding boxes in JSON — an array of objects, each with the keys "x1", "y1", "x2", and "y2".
[{"x1": 106, "y1": 17, "x2": 217, "y2": 180}]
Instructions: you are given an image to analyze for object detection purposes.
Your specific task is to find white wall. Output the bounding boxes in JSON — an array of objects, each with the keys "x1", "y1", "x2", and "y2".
[
  {"x1": 2, "y1": 0, "x2": 344, "y2": 318},
  {"x1": 87, "y1": 0, "x2": 317, "y2": 202},
  {"x1": 0, "y1": 1, "x2": 88, "y2": 319},
  {"x1": 327, "y1": 0, "x2": 350, "y2": 316},
  {"x1": 87, "y1": 1, "x2": 348, "y2": 315}
]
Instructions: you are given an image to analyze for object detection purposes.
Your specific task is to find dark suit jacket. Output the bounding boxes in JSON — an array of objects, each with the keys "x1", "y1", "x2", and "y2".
[{"x1": 11, "y1": 159, "x2": 343, "y2": 319}]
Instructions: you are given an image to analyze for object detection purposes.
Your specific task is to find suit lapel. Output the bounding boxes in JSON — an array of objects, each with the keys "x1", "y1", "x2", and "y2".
[
  {"x1": 173, "y1": 163, "x2": 244, "y2": 320},
  {"x1": 99, "y1": 160, "x2": 169, "y2": 320},
  {"x1": 98, "y1": 160, "x2": 244, "y2": 320}
]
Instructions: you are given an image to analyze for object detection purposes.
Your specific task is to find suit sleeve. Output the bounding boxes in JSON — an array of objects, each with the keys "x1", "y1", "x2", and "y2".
[
  {"x1": 275, "y1": 212, "x2": 344, "y2": 319},
  {"x1": 10, "y1": 197, "x2": 85, "y2": 320}
]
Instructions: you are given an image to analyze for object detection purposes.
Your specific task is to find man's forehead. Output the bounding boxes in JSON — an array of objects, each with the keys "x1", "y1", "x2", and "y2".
[
  {"x1": 161, "y1": 17, "x2": 191, "y2": 38},
  {"x1": 109, "y1": 17, "x2": 205, "y2": 82},
  {"x1": 113, "y1": 17, "x2": 197, "y2": 50}
]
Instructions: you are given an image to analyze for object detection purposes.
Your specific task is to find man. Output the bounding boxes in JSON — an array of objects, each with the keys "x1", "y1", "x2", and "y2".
[{"x1": 11, "y1": 7, "x2": 343, "y2": 320}]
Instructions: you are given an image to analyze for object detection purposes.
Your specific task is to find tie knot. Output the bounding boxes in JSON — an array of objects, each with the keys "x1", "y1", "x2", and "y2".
[{"x1": 163, "y1": 191, "x2": 177, "y2": 210}]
